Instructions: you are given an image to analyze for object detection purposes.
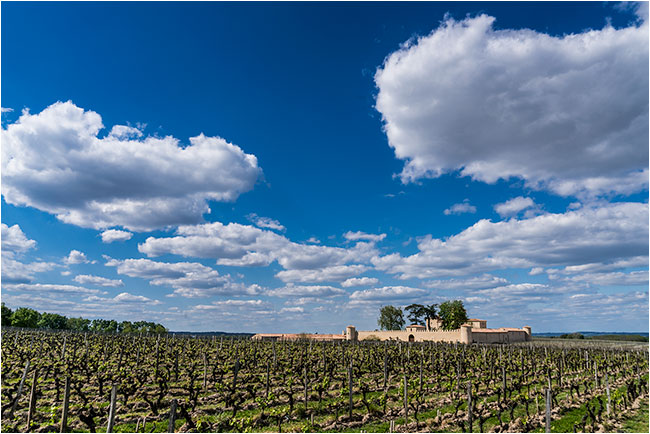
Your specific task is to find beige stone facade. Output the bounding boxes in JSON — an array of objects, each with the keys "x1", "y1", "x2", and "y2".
[
  {"x1": 251, "y1": 320, "x2": 531, "y2": 344},
  {"x1": 347, "y1": 320, "x2": 531, "y2": 344}
]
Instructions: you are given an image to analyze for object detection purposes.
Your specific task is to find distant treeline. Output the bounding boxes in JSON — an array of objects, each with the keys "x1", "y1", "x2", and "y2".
[
  {"x1": 551, "y1": 332, "x2": 648, "y2": 342},
  {"x1": 1, "y1": 303, "x2": 167, "y2": 334}
]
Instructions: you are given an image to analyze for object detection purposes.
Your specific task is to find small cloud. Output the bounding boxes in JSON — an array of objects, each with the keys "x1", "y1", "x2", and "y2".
[
  {"x1": 247, "y1": 213, "x2": 285, "y2": 232},
  {"x1": 343, "y1": 231, "x2": 386, "y2": 243},
  {"x1": 1, "y1": 107, "x2": 14, "y2": 113},
  {"x1": 113, "y1": 292, "x2": 161, "y2": 305},
  {"x1": 64, "y1": 250, "x2": 89, "y2": 265},
  {"x1": 279, "y1": 306, "x2": 304, "y2": 314},
  {"x1": 108, "y1": 125, "x2": 143, "y2": 139},
  {"x1": 306, "y1": 236, "x2": 320, "y2": 244},
  {"x1": 444, "y1": 199, "x2": 477, "y2": 215},
  {"x1": 494, "y1": 197, "x2": 536, "y2": 218},
  {"x1": 4, "y1": 283, "x2": 104, "y2": 295},
  {"x1": 100, "y1": 229, "x2": 133, "y2": 243},
  {"x1": 529, "y1": 267, "x2": 545, "y2": 276},
  {"x1": 267, "y1": 284, "x2": 346, "y2": 298},
  {"x1": 341, "y1": 277, "x2": 380, "y2": 287}
]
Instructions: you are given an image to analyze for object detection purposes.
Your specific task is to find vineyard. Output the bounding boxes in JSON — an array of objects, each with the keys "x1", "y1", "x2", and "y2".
[{"x1": 1, "y1": 329, "x2": 648, "y2": 433}]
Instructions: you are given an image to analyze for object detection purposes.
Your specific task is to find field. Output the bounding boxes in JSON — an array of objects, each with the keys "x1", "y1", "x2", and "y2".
[{"x1": 1, "y1": 329, "x2": 648, "y2": 433}]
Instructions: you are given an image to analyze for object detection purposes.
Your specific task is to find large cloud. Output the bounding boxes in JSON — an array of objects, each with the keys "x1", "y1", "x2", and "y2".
[
  {"x1": 1, "y1": 101, "x2": 261, "y2": 231},
  {"x1": 1, "y1": 258, "x2": 56, "y2": 284},
  {"x1": 275, "y1": 265, "x2": 368, "y2": 283},
  {"x1": 139, "y1": 222, "x2": 379, "y2": 282},
  {"x1": 104, "y1": 257, "x2": 260, "y2": 298},
  {"x1": 372, "y1": 202, "x2": 648, "y2": 279},
  {"x1": 375, "y1": 14, "x2": 648, "y2": 197},
  {"x1": 348, "y1": 285, "x2": 427, "y2": 306}
]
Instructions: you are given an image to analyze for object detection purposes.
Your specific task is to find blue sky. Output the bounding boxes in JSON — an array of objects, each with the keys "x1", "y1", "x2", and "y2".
[{"x1": 2, "y1": 1, "x2": 648, "y2": 333}]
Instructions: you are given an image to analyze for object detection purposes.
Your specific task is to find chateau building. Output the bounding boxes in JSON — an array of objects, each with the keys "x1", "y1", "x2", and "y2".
[{"x1": 252, "y1": 319, "x2": 531, "y2": 344}]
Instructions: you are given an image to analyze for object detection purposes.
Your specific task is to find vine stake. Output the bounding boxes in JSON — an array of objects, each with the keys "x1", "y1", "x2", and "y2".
[{"x1": 106, "y1": 385, "x2": 117, "y2": 433}]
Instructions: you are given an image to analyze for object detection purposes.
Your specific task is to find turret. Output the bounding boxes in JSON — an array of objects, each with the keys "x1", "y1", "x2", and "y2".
[
  {"x1": 460, "y1": 324, "x2": 472, "y2": 344},
  {"x1": 523, "y1": 326, "x2": 532, "y2": 341},
  {"x1": 346, "y1": 325, "x2": 357, "y2": 341}
]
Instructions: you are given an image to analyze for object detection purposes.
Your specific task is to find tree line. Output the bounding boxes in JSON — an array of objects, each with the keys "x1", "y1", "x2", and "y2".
[
  {"x1": 377, "y1": 300, "x2": 469, "y2": 331},
  {"x1": 0, "y1": 303, "x2": 167, "y2": 334}
]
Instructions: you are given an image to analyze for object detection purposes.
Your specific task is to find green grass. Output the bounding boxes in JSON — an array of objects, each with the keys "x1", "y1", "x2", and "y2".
[{"x1": 621, "y1": 398, "x2": 649, "y2": 433}]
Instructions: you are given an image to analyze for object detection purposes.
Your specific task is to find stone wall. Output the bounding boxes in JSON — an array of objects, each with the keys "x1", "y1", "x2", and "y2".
[
  {"x1": 355, "y1": 329, "x2": 466, "y2": 343},
  {"x1": 472, "y1": 329, "x2": 530, "y2": 344},
  {"x1": 349, "y1": 324, "x2": 531, "y2": 344},
  {"x1": 252, "y1": 323, "x2": 531, "y2": 344}
]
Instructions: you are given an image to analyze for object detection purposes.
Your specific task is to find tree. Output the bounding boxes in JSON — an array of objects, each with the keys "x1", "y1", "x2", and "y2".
[
  {"x1": 405, "y1": 303, "x2": 438, "y2": 326},
  {"x1": 11, "y1": 307, "x2": 41, "y2": 328},
  {"x1": 37, "y1": 312, "x2": 69, "y2": 330},
  {"x1": 67, "y1": 317, "x2": 91, "y2": 331},
  {"x1": 438, "y1": 300, "x2": 468, "y2": 331},
  {"x1": 377, "y1": 305, "x2": 405, "y2": 330},
  {"x1": 90, "y1": 319, "x2": 118, "y2": 333},
  {"x1": 153, "y1": 324, "x2": 168, "y2": 334},
  {"x1": 423, "y1": 304, "x2": 438, "y2": 322},
  {"x1": 118, "y1": 321, "x2": 134, "y2": 334},
  {"x1": 405, "y1": 304, "x2": 426, "y2": 325},
  {"x1": 1, "y1": 303, "x2": 13, "y2": 326}
]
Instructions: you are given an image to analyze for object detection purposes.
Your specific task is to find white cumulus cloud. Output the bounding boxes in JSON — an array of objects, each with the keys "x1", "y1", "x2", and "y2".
[
  {"x1": 343, "y1": 231, "x2": 387, "y2": 243},
  {"x1": 425, "y1": 274, "x2": 508, "y2": 290},
  {"x1": 113, "y1": 292, "x2": 160, "y2": 304},
  {"x1": 1, "y1": 223, "x2": 55, "y2": 283},
  {"x1": 1, "y1": 223, "x2": 36, "y2": 253},
  {"x1": 3, "y1": 283, "x2": 105, "y2": 295},
  {"x1": 247, "y1": 213, "x2": 285, "y2": 232},
  {"x1": 341, "y1": 277, "x2": 380, "y2": 287},
  {"x1": 372, "y1": 202, "x2": 648, "y2": 279},
  {"x1": 349, "y1": 286, "x2": 427, "y2": 304},
  {"x1": 100, "y1": 229, "x2": 133, "y2": 243},
  {"x1": 444, "y1": 199, "x2": 477, "y2": 215},
  {"x1": 64, "y1": 249, "x2": 89, "y2": 265},
  {"x1": 138, "y1": 222, "x2": 379, "y2": 275},
  {"x1": 104, "y1": 257, "x2": 258, "y2": 298},
  {"x1": 267, "y1": 284, "x2": 346, "y2": 298},
  {"x1": 1, "y1": 101, "x2": 262, "y2": 231},
  {"x1": 74, "y1": 274, "x2": 124, "y2": 287},
  {"x1": 494, "y1": 197, "x2": 536, "y2": 217},
  {"x1": 375, "y1": 14, "x2": 648, "y2": 197},
  {"x1": 275, "y1": 265, "x2": 368, "y2": 283},
  {"x1": 1, "y1": 258, "x2": 56, "y2": 284}
]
